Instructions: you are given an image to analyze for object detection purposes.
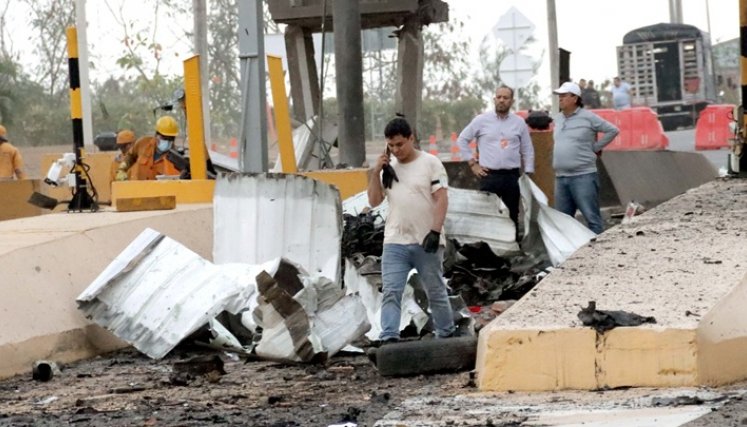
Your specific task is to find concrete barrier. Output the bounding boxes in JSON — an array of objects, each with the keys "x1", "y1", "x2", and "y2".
[
  {"x1": 600, "y1": 150, "x2": 717, "y2": 208},
  {"x1": 0, "y1": 205, "x2": 213, "y2": 379},
  {"x1": 0, "y1": 180, "x2": 43, "y2": 221},
  {"x1": 476, "y1": 178, "x2": 747, "y2": 391}
]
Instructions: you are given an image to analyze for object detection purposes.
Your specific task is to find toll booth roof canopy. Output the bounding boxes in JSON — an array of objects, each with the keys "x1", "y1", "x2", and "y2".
[{"x1": 267, "y1": 0, "x2": 448, "y2": 30}]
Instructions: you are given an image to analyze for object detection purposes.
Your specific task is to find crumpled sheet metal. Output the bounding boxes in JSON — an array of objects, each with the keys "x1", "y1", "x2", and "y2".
[
  {"x1": 344, "y1": 188, "x2": 520, "y2": 256},
  {"x1": 213, "y1": 173, "x2": 342, "y2": 283},
  {"x1": 519, "y1": 175, "x2": 596, "y2": 266},
  {"x1": 342, "y1": 190, "x2": 388, "y2": 223},
  {"x1": 78, "y1": 229, "x2": 370, "y2": 362},
  {"x1": 77, "y1": 228, "x2": 274, "y2": 359},
  {"x1": 253, "y1": 260, "x2": 370, "y2": 362},
  {"x1": 344, "y1": 259, "x2": 428, "y2": 340},
  {"x1": 445, "y1": 188, "x2": 520, "y2": 255}
]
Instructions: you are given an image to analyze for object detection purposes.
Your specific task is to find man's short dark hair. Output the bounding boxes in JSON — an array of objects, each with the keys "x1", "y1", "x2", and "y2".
[
  {"x1": 497, "y1": 85, "x2": 514, "y2": 98},
  {"x1": 384, "y1": 117, "x2": 412, "y2": 139}
]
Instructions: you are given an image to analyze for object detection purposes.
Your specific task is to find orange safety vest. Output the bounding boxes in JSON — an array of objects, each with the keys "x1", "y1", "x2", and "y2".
[
  {"x1": 126, "y1": 136, "x2": 180, "y2": 180},
  {"x1": 0, "y1": 142, "x2": 25, "y2": 179}
]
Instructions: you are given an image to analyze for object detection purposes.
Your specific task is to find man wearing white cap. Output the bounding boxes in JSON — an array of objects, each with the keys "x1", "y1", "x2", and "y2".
[{"x1": 552, "y1": 81, "x2": 619, "y2": 234}]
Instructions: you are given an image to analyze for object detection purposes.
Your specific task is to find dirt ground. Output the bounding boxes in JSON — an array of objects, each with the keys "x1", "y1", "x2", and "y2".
[
  {"x1": 0, "y1": 345, "x2": 471, "y2": 427},
  {"x1": 5, "y1": 344, "x2": 747, "y2": 427}
]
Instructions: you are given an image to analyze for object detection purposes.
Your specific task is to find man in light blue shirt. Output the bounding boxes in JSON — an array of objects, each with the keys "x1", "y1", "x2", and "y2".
[
  {"x1": 457, "y1": 86, "x2": 534, "y2": 232},
  {"x1": 610, "y1": 77, "x2": 632, "y2": 110},
  {"x1": 552, "y1": 81, "x2": 619, "y2": 234}
]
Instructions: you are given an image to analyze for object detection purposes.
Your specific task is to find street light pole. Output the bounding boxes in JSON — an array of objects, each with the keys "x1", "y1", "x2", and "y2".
[{"x1": 547, "y1": 0, "x2": 559, "y2": 112}]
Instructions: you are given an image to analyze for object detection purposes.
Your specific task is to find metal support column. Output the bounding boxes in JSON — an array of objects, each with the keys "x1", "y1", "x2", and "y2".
[
  {"x1": 547, "y1": 0, "x2": 559, "y2": 113},
  {"x1": 737, "y1": 0, "x2": 747, "y2": 174},
  {"x1": 395, "y1": 15, "x2": 424, "y2": 146},
  {"x1": 333, "y1": 0, "x2": 365, "y2": 167},
  {"x1": 238, "y1": 0, "x2": 268, "y2": 173},
  {"x1": 193, "y1": 0, "x2": 212, "y2": 149},
  {"x1": 285, "y1": 25, "x2": 320, "y2": 123}
]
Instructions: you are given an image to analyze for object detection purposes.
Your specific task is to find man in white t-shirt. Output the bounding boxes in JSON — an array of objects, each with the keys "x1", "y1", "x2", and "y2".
[{"x1": 367, "y1": 117, "x2": 456, "y2": 343}]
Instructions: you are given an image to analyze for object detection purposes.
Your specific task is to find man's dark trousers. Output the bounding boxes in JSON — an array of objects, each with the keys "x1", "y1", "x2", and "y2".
[{"x1": 479, "y1": 168, "x2": 520, "y2": 227}]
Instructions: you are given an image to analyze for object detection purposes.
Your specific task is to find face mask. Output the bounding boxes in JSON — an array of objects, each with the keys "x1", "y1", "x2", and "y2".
[{"x1": 157, "y1": 138, "x2": 171, "y2": 153}]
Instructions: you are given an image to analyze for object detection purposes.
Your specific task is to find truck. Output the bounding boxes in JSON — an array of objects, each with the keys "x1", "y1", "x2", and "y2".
[{"x1": 616, "y1": 23, "x2": 716, "y2": 130}]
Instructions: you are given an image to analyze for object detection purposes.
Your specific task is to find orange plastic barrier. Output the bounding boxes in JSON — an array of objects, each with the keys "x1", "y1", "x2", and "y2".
[
  {"x1": 591, "y1": 107, "x2": 668, "y2": 151},
  {"x1": 695, "y1": 104, "x2": 735, "y2": 150},
  {"x1": 428, "y1": 135, "x2": 438, "y2": 155},
  {"x1": 229, "y1": 137, "x2": 239, "y2": 158},
  {"x1": 450, "y1": 132, "x2": 460, "y2": 161}
]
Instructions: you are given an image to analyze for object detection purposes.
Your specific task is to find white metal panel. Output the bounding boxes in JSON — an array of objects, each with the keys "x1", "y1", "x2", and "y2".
[
  {"x1": 213, "y1": 173, "x2": 342, "y2": 282},
  {"x1": 77, "y1": 228, "x2": 276, "y2": 359},
  {"x1": 519, "y1": 176, "x2": 596, "y2": 266},
  {"x1": 445, "y1": 188, "x2": 520, "y2": 255}
]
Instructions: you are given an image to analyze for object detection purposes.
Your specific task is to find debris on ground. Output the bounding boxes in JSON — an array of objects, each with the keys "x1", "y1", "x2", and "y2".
[
  {"x1": 77, "y1": 229, "x2": 369, "y2": 364},
  {"x1": 31, "y1": 360, "x2": 60, "y2": 382},
  {"x1": 577, "y1": 300, "x2": 658, "y2": 333},
  {"x1": 369, "y1": 336, "x2": 478, "y2": 377},
  {"x1": 76, "y1": 175, "x2": 597, "y2": 367},
  {"x1": 169, "y1": 355, "x2": 226, "y2": 386}
]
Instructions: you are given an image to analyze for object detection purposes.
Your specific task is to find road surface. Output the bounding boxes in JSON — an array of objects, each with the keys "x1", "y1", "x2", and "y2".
[{"x1": 666, "y1": 128, "x2": 730, "y2": 172}]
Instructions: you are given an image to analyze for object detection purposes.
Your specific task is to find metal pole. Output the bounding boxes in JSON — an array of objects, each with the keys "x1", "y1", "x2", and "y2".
[
  {"x1": 238, "y1": 0, "x2": 267, "y2": 173},
  {"x1": 65, "y1": 26, "x2": 96, "y2": 211},
  {"x1": 74, "y1": 0, "x2": 93, "y2": 151},
  {"x1": 547, "y1": 0, "x2": 559, "y2": 112},
  {"x1": 333, "y1": 0, "x2": 365, "y2": 166},
  {"x1": 738, "y1": 0, "x2": 747, "y2": 173},
  {"x1": 669, "y1": 0, "x2": 683, "y2": 24},
  {"x1": 193, "y1": 0, "x2": 212, "y2": 149}
]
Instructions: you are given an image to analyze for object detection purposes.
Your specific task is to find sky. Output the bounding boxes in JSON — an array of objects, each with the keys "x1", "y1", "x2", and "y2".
[
  {"x1": 446, "y1": 0, "x2": 739, "y2": 103},
  {"x1": 2, "y1": 0, "x2": 741, "y2": 105}
]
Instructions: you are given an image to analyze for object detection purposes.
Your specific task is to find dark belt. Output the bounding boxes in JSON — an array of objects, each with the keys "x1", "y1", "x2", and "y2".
[{"x1": 485, "y1": 168, "x2": 520, "y2": 175}]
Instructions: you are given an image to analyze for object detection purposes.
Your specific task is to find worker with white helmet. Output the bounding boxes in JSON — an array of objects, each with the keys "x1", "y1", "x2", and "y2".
[
  {"x1": 0, "y1": 125, "x2": 27, "y2": 180},
  {"x1": 115, "y1": 116, "x2": 180, "y2": 181}
]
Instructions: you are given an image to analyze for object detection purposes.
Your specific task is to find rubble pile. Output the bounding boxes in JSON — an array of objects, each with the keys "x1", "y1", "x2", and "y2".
[
  {"x1": 342, "y1": 212, "x2": 547, "y2": 316},
  {"x1": 342, "y1": 212, "x2": 385, "y2": 259}
]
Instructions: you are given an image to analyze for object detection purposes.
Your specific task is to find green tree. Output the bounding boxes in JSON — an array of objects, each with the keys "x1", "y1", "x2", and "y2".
[
  {"x1": 422, "y1": 19, "x2": 480, "y2": 101},
  {"x1": 24, "y1": 0, "x2": 75, "y2": 97},
  {"x1": 206, "y1": 0, "x2": 241, "y2": 139},
  {"x1": 0, "y1": 56, "x2": 20, "y2": 125}
]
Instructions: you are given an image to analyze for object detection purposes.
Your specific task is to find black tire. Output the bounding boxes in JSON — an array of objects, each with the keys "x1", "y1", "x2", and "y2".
[{"x1": 373, "y1": 336, "x2": 477, "y2": 376}]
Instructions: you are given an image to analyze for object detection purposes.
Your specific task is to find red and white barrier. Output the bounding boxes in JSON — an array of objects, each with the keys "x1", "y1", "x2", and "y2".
[{"x1": 695, "y1": 104, "x2": 735, "y2": 150}]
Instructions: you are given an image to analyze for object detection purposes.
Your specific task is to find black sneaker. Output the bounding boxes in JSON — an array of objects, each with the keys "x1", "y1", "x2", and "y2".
[{"x1": 372, "y1": 337, "x2": 400, "y2": 347}]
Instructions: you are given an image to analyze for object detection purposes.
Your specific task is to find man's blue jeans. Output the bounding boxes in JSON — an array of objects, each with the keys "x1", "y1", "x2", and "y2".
[
  {"x1": 380, "y1": 243, "x2": 455, "y2": 340},
  {"x1": 554, "y1": 172, "x2": 604, "y2": 234}
]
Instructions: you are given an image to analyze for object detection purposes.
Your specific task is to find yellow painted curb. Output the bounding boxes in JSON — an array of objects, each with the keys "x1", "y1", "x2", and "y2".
[
  {"x1": 301, "y1": 168, "x2": 369, "y2": 200},
  {"x1": 112, "y1": 179, "x2": 215, "y2": 206}
]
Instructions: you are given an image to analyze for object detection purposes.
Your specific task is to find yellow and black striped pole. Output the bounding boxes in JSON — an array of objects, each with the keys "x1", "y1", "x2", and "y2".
[{"x1": 66, "y1": 26, "x2": 96, "y2": 211}]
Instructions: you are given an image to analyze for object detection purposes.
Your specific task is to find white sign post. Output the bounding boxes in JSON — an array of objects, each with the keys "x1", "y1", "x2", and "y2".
[{"x1": 493, "y1": 7, "x2": 536, "y2": 89}]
